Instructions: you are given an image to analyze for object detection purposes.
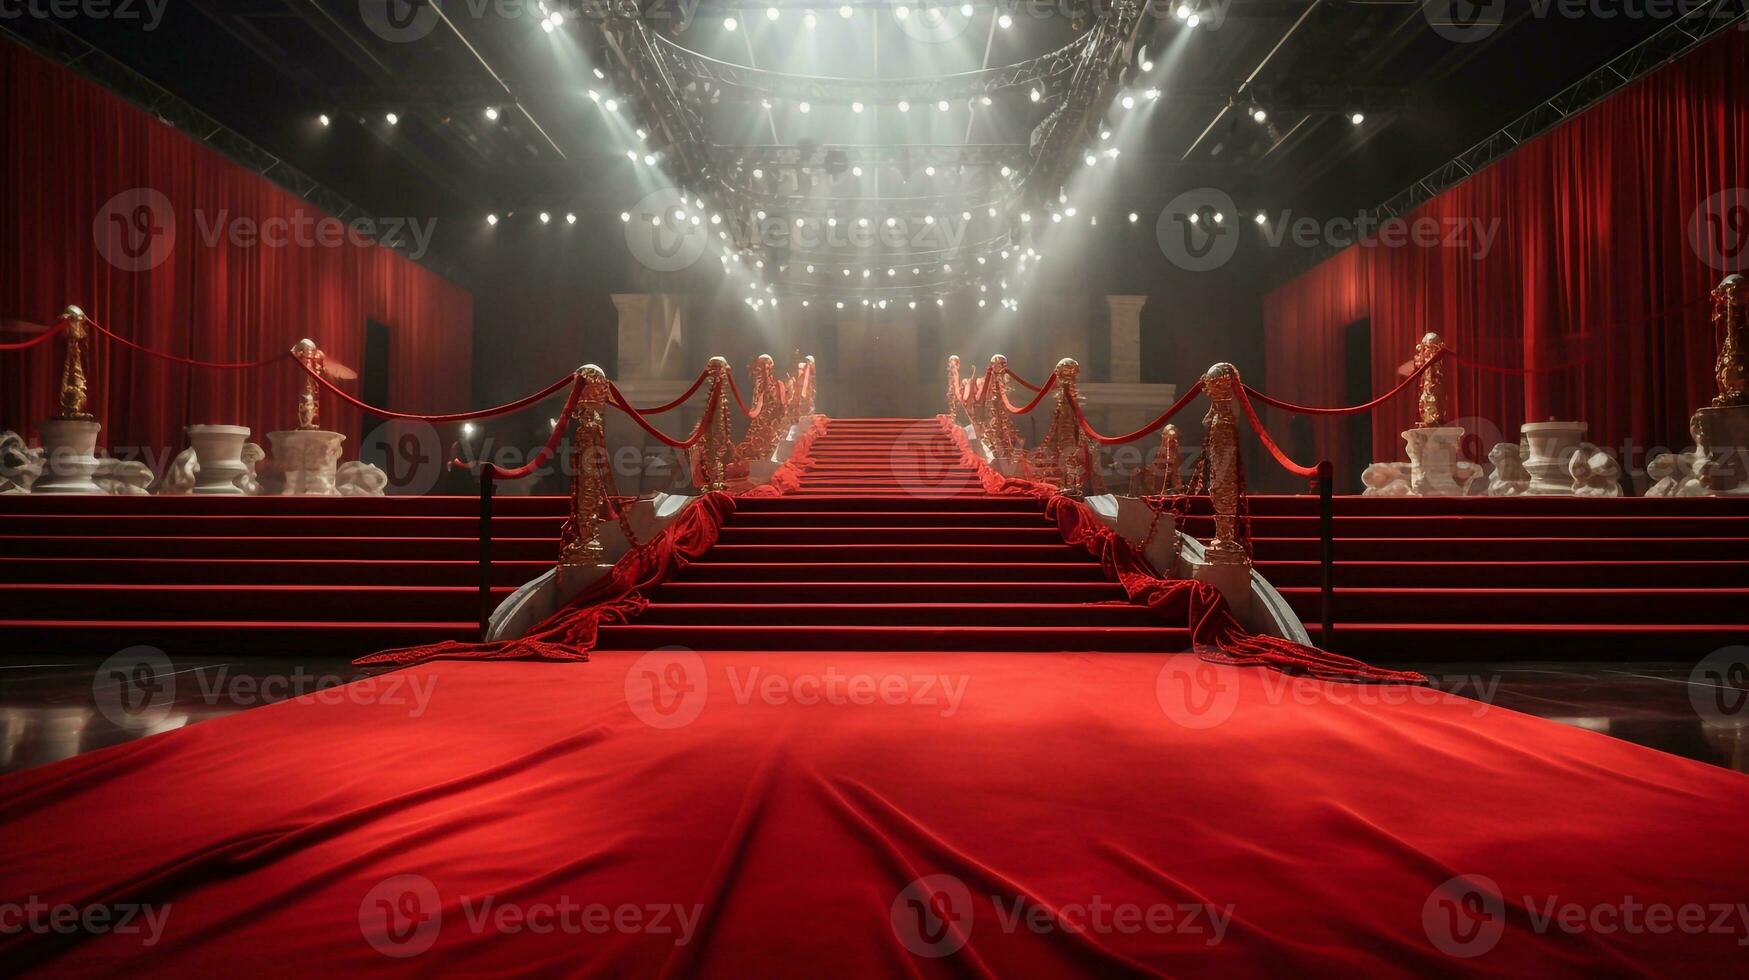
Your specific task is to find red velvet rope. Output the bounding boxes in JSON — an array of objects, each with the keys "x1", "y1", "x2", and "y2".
[
  {"x1": 609, "y1": 382, "x2": 712, "y2": 449},
  {"x1": 296, "y1": 359, "x2": 576, "y2": 423},
  {"x1": 1068, "y1": 381, "x2": 1206, "y2": 446},
  {"x1": 0, "y1": 317, "x2": 70, "y2": 351},
  {"x1": 1002, "y1": 373, "x2": 1058, "y2": 414},
  {"x1": 88, "y1": 317, "x2": 292, "y2": 369},
  {"x1": 1242, "y1": 351, "x2": 1443, "y2": 416},
  {"x1": 1005, "y1": 368, "x2": 1045, "y2": 393},
  {"x1": 1233, "y1": 384, "x2": 1320, "y2": 479},
  {"x1": 459, "y1": 378, "x2": 588, "y2": 480},
  {"x1": 624, "y1": 369, "x2": 710, "y2": 415},
  {"x1": 725, "y1": 370, "x2": 759, "y2": 419}
]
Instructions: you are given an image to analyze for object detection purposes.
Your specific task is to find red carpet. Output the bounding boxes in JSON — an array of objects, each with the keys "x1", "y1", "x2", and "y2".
[{"x1": 0, "y1": 417, "x2": 1746, "y2": 973}]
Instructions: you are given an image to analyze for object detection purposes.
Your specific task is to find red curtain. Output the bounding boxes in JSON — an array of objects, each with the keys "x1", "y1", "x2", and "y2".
[
  {"x1": 1260, "y1": 246, "x2": 1371, "y2": 482},
  {"x1": 1264, "y1": 29, "x2": 1746, "y2": 468},
  {"x1": 0, "y1": 41, "x2": 472, "y2": 460}
]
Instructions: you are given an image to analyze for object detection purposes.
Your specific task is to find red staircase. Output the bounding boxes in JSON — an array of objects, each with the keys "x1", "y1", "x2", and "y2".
[
  {"x1": 597, "y1": 418, "x2": 1191, "y2": 653},
  {"x1": 0, "y1": 494, "x2": 567, "y2": 654},
  {"x1": 1181, "y1": 495, "x2": 1749, "y2": 660}
]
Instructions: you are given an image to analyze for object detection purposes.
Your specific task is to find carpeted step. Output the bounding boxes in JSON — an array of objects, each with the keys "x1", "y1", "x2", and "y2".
[
  {"x1": 650, "y1": 581, "x2": 1129, "y2": 602},
  {"x1": 593, "y1": 623, "x2": 1192, "y2": 651},
  {"x1": 0, "y1": 535, "x2": 556, "y2": 561},
  {"x1": 716, "y1": 526, "x2": 1065, "y2": 545},
  {"x1": 0, "y1": 494, "x2": 570, "y2": 516},
  {"x1": 1250, "y1": 536, "x2": 1749, "y2": 562},
  {"x1": 1, "y1": 620, "x2": 478, "y2": 656},
  {"x1": 673, "y1": 562, "x2": 1112, "y2": 583},
  {"x1": 1311, "y1": 623, "x2": 1749, "y2": 661},
  {"x1": 1181, "y1": 495, "x2": 1749, "y2": 517},
  {"x1": 697, "y1": 543, "x2": 1086, "y2": 563},
  {"x1": 633, "y1": 602, "x2": 1156, "y2": 627},
  {"x1": 728, "y1": 510, "x2": 1053, "y2": 528},
  {"x1": 733, "y1": 495, "x2": 1040, "y2": 512},
  {"x1": 1177, "y1": 514, "x2": 1749, "y2": 539},
  {"x1": 0, "y1": 514, "x2": 564, "y2": 537},
  {"x1": 1280, "y1": 586, "x2": 1749, "y2": 624},
  {"x1": 0, "y1": 557, "x2": 548, "y2": 586},
  {"x1": 1258, "y1": 559, "x2": 1749, "y2": 588},
  {"x1": 7, "y1": 583, "x2": 515, "y2": 621}
]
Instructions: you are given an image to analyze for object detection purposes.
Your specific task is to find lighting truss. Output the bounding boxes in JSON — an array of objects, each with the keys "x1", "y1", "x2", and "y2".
[{"x1": 649, "y1": 30, "x2": 1095, "y2": 106}]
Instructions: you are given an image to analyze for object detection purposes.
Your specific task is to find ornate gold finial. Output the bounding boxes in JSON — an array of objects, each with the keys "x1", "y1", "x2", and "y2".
[
  {"x1": 292, "y1": 338, "x2": 325, "y2": 430},
  {"x1": 56, "y1": 306, "x2": 94, "y2": 421},
  {"x1": 1200, "y1": 362, "x2": 1249, "y2": 567},
  {"x1": 560, "y1": 364, "x2": 613, "y2": 567},
  {"x1": 700, "y1": 356, "x2": 732, "y2": 490},
  {"x1": 1711, "y1": 275, "x2": 1746, "y2": 408},
  {"x1": 1157, "y1": 424, "x2": 1185, "y2": 495},
  {"x1": 1414, "y1": 332, "x2": 1449, "y2": 428}
]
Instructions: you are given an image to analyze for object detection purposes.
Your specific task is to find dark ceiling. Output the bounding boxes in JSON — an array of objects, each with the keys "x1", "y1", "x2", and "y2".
[{"x1": 1, "y1": 1, "x2": 1698, "y2": 287}]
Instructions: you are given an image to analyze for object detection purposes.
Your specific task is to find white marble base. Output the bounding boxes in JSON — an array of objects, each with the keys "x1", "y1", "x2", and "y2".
[
  {"x1": 1403, "y1": 426, "x2": 1482, "y2": 496},
  {"x1": 187, "y1": 425, "x2": 252, "y2": 495},
  {"x1": 32, "y1": 418, "x2": 102, "y2": 494},
  {"x1": 268, "y1": 429, "x2": 345, "y2": 496},
  {"x1": 1522, "y1": 421, "x2": 1588, "y2": 495},
  {"x1": 1693, "y1": 405, "x2": 1749, "y2": 495}
]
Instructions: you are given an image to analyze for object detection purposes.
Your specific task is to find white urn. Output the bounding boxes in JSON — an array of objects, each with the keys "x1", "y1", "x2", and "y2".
[{"x1": 186, "y1": 425, "x2": 253, "y2": 495}]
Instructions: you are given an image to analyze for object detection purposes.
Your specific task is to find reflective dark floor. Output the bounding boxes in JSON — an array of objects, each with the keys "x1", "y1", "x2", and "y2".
[{"x1": 0, "y1": 657, "x2": 1744, "y2": 776}]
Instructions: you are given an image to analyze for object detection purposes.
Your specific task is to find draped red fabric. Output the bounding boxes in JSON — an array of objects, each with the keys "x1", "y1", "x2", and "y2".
[
  {"x1": 356, "y1": 491, "x2": 739, "y2": 668},
  {"x1": 1260, "y1": 247, "x2": 1371, "y2": 480},
  {"x1": 1263, "y1": 29, "x2": 1746, "y2": 466},
  {"x1": 0, "y1": 42, "x2": 473, "y2": 457}
]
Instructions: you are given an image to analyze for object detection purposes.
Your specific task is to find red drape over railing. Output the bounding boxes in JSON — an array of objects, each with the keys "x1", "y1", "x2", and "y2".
[
  {"x1": 0, "y1": 41, "x2": 473, "y2": 456},
  {"x1": 1263, "y1": 29, "x2": 1747, "y2": 468}
]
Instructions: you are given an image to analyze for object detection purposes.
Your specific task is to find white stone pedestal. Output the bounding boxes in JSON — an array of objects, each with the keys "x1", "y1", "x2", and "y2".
[
  {"x1": 1403, "y1": 426, "x2": 1478, "y2": 496},
  {"x1": 268, "y1": 429, "x2": 345, "y2": 496},
  {"x1": 187, "y1": 425, "x2": 252, "y2": 495},
  {"x1": 1693, "y1": 405, "x2": 1749, "y2": 495},
  {"x1": 1522, "y1": 421, "x2": 1587, "y2": 495},
  {"x1": 32, "y1": 418, "x2": 102, "y2": 494}
]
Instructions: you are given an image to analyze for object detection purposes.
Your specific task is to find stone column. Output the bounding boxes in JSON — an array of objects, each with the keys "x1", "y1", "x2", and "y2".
[
  {"x1": 1106, "y1": 295, "x2": 1147, "y2": 385},
  {"x1": 612, "y1": 293, "x2": 656, "y2": 380}
]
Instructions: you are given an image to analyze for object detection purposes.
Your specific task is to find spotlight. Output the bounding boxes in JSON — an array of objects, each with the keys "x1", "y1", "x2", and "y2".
[
  {"x1": 318, "y1": 113, "x2": 331, "y2": 127},
  {"x1": 799, "y1": 102, "x2": 811, "y2": 113},
  {"x1": 852, "y1": 166, "x2": 864, "y2": 177},
  {"x1": 796, "y1": 218, "x2": 805, "y2": 228},
  {"x1": 620, "y1": 212, "x2": 630, "y2": 222},
  {"x1": 711, "y1": 213, "x2": 722, "y2": 224},
  {"x1": 807, "y1": 264, "x2": 816, "y2": 273},
  {"x1": 897, "y1": 100, "x2": 910, "y2": 112},
  {"x1": 924, "y1": 165, "x2": 936, "y2": 176},
  {"x1": 1029, "y1": 88, "x2": 1042, "y2": 103},
  {"x1": 1100, "y1": 129, "x2": 1111, "y2": 140},
  {"x1": 1141, "y1": 59, "x2": 1154, "y2": 72},
  {"x1": 651, "y1": 216, "x2": 662, "y2": 227},
  {"x1": 462, "y1": 423, "x2": 477, "y2": 437},
  {"x1": 895, "y1": 5, "x2": 910, "y2": 18},
  {"x1": 1128, "y1": 212, "x2": 1138, "y2": 223},
  {"x1": 802, "y1": 300, "x2": 811, "y2": 307},
  {"x1": 593, "y1": 68, "x2": 606, "y2": 80},
  {"x1": 804, "y1": 11, "x2": 816, "y2": 27},
  {"x1": 604, "y1": 99, "x2": 618, "y2": 112},
  {"x1": 1212, "y1": 211, "x2": 1224, "y2": 224},
  {"x1": 937, "y1": 298, "x2": 945, "y2": 307},
  {"x1": 752, "y1": 168, "x2": 765, "y2": 180},
  {"x1": 539, "y1": 212, "x2": 551, "y2": 224},
  {"x1": 487, "y1": 213, "x2": 499, "y2": 226},
  {"x1": 980, "y1": 95, "x2": 992, "y2": 106},
  {"x1": 858, "y1": 218, "x2": 870, "y2": 227},
  {"x1": 1085, "y1": 154, "x2": 1097, "y2": 166},
  {"x1": 636, "y1": 128, "x2": 647, "y2": 139},
  {"x1": 1251, "y1": 107, "x2": 1268, "y2": 123},
  {"x1": 909, "y1": 301, "x2": 918, "y2": 310},
  {"x1": 1175, "y1": 3, "x2": 1190, "y2": 17},
  {"x1": 1121, "y1": 95, "x2": 1135, "y2": 110},
  {"x1": 588, "y1": 89, "x2": 601, "y2": 102},
  {"x1": 998, "y1": 13, "x2": 1012, "y2": 28},
  {"x1": 723, "y1": 16, "x2": 737, "y2": 30},
  {"x1": 962, "y1": 211, "x2": 971, "y2": 220},
  {"x1": 385, "y1": 112, "x2": 400, "y2": 125},
  {"x1": 852, "y1": 101, "x2": 865, "y2": 113},
  {"x1": 1147, "y1": 88, "x2": 1162, "y2": 100},
  {"x1": 1188, "y1": 13, "x2": 1200, "y2": 26},
  {"x1": 943, "y1": 263, "x2": 952, "y2": 272},
  {"x1": 937, "y1": 100, "x2": 950, "y2": 112},
  {"x1": 887, "y1": 268, "x2": 896, "y2": 276},
  {"x1": 987, "y1": 207, "x2": 997, "y2": 217},
  {"x1": 766, "y1": 6, "x2": 780, "y2": 20},
  {"x1": 836, "y1": 301, "x2": 845, "y2": 309},
  {"x1": 961, "y1": 3, "x2": 973, "y2": 15},
  {"x1": 1051, "y1": 213, "x2": 1062, "y2": 223},
  {"x1": 839, "y1": 4, "x2": 852, "y2": 16},
  {"x1": 1064, "y1": 207, "x2": 1076, "y2": 217},
  {"x1": 885, "y1": 217, "x2": 897, "y2": 227},
  {"x1": 1253, "y1": 211, "x2": 1267, "y2": 225},
  {"x1": 644, "y1": 153, "x2": 656, "y2": 165},
  {"x1": 1020, "y1": 212, "x2": 1032, "y2": 223},
  {"x1": 1350, "y1": 111, "x2": 1366, "y2": 125}
]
